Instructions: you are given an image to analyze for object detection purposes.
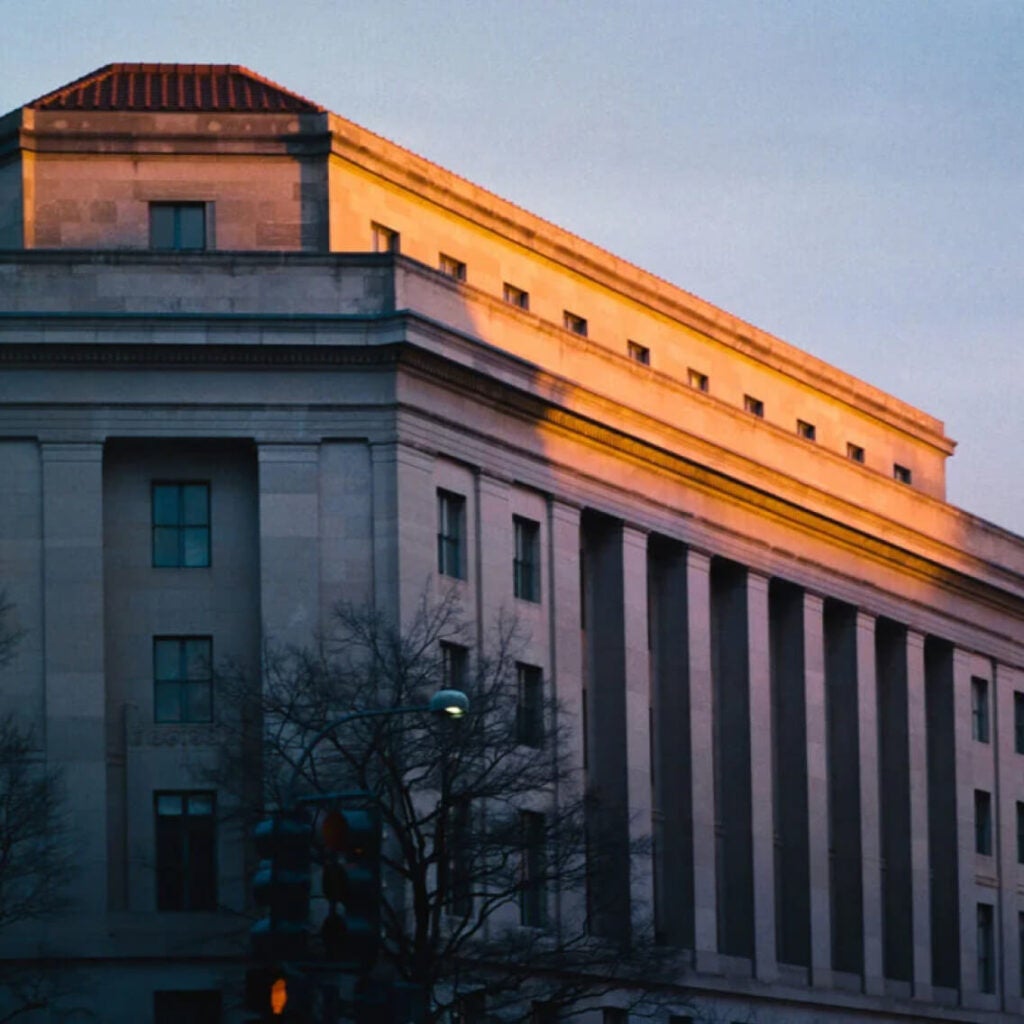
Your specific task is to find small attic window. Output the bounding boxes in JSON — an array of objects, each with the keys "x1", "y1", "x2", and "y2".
[
  {"x1": 563, "y1": 311, "x2": 588, "y2": 337},
  {"x1": 744, "y1": 394, "x2": 764, "y2": 418},
  {"x1": 893, "y1": 463, "x2": 913, "y2": 485},
  {"x1": 627, "y1": 341, "x2": 650, "y2": 365},
  {"x1": 150, "y1": 203, "x2": 206, "y2": 251}
]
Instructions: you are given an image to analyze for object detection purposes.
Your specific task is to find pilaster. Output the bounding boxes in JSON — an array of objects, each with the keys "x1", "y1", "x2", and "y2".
[{"x1": 953, "y1": 646, "x2": 978, "y2": 1007}]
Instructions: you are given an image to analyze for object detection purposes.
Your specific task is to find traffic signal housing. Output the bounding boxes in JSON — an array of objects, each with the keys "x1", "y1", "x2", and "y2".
[
  {"x1": 319, "y1": 804, "x2": 382, "y2": 968},
  {"x1": 250, "y1": 808, "x2": 312, "y2": 961}
]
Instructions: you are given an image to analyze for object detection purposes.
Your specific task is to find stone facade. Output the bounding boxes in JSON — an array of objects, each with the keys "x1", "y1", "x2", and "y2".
[{"x1": 1, "y1": 64, "x2": 1023, "y2": 1023}]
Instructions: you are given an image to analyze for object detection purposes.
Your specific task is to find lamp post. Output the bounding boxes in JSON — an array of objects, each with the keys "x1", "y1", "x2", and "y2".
[{"x1": 285, "y1": 688, "x2": 469, "y2": 806}]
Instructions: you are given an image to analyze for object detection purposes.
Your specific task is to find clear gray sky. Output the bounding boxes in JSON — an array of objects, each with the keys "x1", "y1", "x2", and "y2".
[{"x1": 3, "y1": 0, "x2": 1022, "y2": 534}]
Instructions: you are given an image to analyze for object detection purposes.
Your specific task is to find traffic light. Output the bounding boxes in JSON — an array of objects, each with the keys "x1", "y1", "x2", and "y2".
[
  {"x1": 251, "y1": 808, "x2": 312, "y2": 961},
  {"x1": 318, "y1": 804, "x2": 382, "y2": 968},
  {"x1": 244, "y1": 965, "x2": 309, "y2": 1022}
]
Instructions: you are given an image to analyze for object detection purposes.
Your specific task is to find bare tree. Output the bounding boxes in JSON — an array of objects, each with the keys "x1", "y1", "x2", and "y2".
[
  {"x1": 0, "y1": 594, "x2": 74, "y2": 1023},
  {"x1": 214, "y1": 590, "x2": 687, "y2": 1023}
]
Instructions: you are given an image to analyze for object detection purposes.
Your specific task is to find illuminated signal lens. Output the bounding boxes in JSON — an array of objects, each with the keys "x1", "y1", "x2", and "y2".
[{"x1": 270, "y1": 976, "x2": 287, "y2": 1015}]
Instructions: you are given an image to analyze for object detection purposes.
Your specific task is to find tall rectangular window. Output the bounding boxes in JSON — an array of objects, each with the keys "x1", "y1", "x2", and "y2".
[
  {"x1": 516, "y1": 663, "x2": 544, "y2": 748},
  {"x1": 1017, "y1": 802, "x2": 1024, "y2": 864},
  {"x1": 441, "y1": 642, "x2": 468, "y2": 692},
  {"x1": 513, "y1": 516, "x2": 541, "y2": 602},
  {"x1": 154, "y1": 636, "x2": 212, "y2": 723},
  {"x1": 437, "y1": 490, "x2": 466, "y2": 579},
  {"x1": 520, "y1": 810, "x2": 547, "y2": 927},
  {"x1": 150, "y1": 202, "x2": 206, "y2": 251},
  {"x1": 975, "y1": 790, "x2": 993, "y2": 855},
  {"x1": 1015, "y1": 692, "x2": 1024, "y2": 754},
  {"x1": 371, "y1": 222, "x2": 400, "y2": 253},
  {"x1": 972, "y1": 677, "x2": 990, "y2": 743},
  {"x1": 445, "y1": 799, "x2": 471, "y2": 916},
  {"x1": 977, "y1": 903, "x2": 995, "y2": 993},
  {"x1": 152, "y1": 482, "x2": 210, "y2": 568},
  {"x1": 155, "y1": 791, "x2": 216, "y2": 911}
]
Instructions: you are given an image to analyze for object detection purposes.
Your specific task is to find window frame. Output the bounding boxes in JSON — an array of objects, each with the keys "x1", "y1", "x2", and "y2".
[
  {"x1": 626, "y1": 340, "x2": 650, "y2": 365},
  {"x1": 563, "y1": 310, "x2": 588, "y2": 337},
  {"x1": 513, "y1": 515, "x2": 541, "y2": 603},
  {"x1": 687, "y1": 368, "x2": 709, "y2": 393},
  {"x1": 153, "y1": 635, "x2": 213, "y2": 724},
  {"x1": 437, "y1": 489, "x2": 466, "y2": 580},
  {"x1": 516, "y1": 663, "x2": 544, "y2": 748},
  {"x1": 149, "y1": 202, "x2": 207, "y2": 251},
  {"x1": 975, "y1": 789, "x2": 993, "y2": 856},
  {"x1": 893, "y1": 463, "x2": 913, "y2": 485},
  {"x1": 744, "y1": 394, "x2": 764, "y2": 418},
  {"x1": 441, "y1": 641, "x2": 468, "y2": 692},
  {"x1": 371, "y1": 222, "x2": 400, "y2": 253},
  {"x1": 154, "y1": 790, "x2": 217, "y2": 912},
  {"x1": 152, "y1": 481, "x2": 211, "y2": 568},
  {"x1": 519, "y1": 809, "x2": 547, "y2": 928},
  {"x1": 796, "y1": 419, "x2": 816, "y2": 441},
  {"x1": 438, "y1": 253, "x2": 467, "y2": 281},
  {"x1": 972, "y1": 676, "x2": 990, "y2": 743},
  {"x1": 503, "y1": 282, "x2": 529, "y2": 310},
  {"x1": 977, "y1": 902, "x2": 995, "y2": 993},
  {"x1": 847, "y1": 442, "x2": 865, "y2": 464}
]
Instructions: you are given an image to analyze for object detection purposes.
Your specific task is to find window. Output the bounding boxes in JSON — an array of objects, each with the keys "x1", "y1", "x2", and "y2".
[
  {"x1": 975, "y1": 790, "x2": 993, "y2": 855},
  {"x1": 1019, "y1": 912, "x2": 1024, "y2": 996},
  {"x1": 627, "y1": 341, "x2": 650, "y2": 365},
  {"x1": 797, "y1": 419, "x2": 816, "y2": 441},
  {"x1": 445, "y1": 799, "x2": 471, "y2": 916},
  {"x1": 441, "y1": 642, "x2": 468, "y2": 691},
  {"x1": 520, "y1": 810, "x2": 547, "y2": 927},
  {"x1": 516, "y1": 664, "x2": 544, "y2": 747},
  {"x1": 503, "y1": 282, "x2": 529, "y2": 310},
  {"x1": 744, "y1": 394, "x2": 764, "y2": 418},
  {"x1": 155, "y1": 791, "x2": 216, "y2": 911},
  {"x1": 893, "y1": 463, "x2": 912, "y2": 485},
  {"x1": 513, "y1": 516, "x2": 541, "y2": 602},
  {"x1": 439, "y1": 253, "x2": 467, "y2": 281},
  {"x1": 154, "y1": 990, "x2": 221, "y2": 1024},
  {"x1": 972, "y1": 677, "x2": 990, "y2": 743},
  {"x1": 1016, "y1": 692, "x2": 1024, "y2": 754},
  {"x1": 371, "y1": 222, "x2": 400, "y2": 253},
  {"x1": 687, "y1": 368, "x2": 708, "y2": 393},
  {"x1": 563, "y1": 310, "x2": 588, "y2": 336},
  {"x1": 437, "y1": 490, "x2": 466, "y2": 579},
  {"x1": 602, "y1": 1010, "x2": 627, "y2": 1024},
  {"x1": 977, "y1": 903, "x2": 995, "y2": 993},
  {"x1": 847, "y1": 442, "x2": 865, "y2": 464},
  {"x1": 1017, "y1": 802, "x2": 1024, "y2": 864},
  {"x1": 154, "y1": 637, "x2": 212, "y2": 723},
  {"x1": 152, "y1": 482, "x2": 210, "y2": 567},
  {"x1": 150, "y1": 202, "x2": 206, "y2": 251}
]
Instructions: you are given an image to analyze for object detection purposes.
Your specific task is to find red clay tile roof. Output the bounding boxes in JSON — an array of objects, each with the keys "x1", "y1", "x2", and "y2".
[{"x1": 27, "y1": 63, "x2": 324, "y2": 114}]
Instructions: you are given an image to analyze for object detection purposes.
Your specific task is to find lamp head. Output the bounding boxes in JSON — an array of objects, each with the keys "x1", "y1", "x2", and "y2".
[{"x1": 429, "y1": 689, "x2": 469, "y2": 718}]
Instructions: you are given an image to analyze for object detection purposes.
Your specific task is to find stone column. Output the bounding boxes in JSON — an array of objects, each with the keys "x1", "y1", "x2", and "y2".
[
  {"x1": 803, "y1": 592, "x2": 832, "y2": 986},
  {"x1": 856, "y1": 610, "x2": 884, "y2": 995},
  {"x1": 41, "y1": 441, "x2": 107, "y2": 921},
  {"x1": 369, "y1": 441, "x2": 435, "y2": 626},
  {"x1": 747, "y1": 571, "x2": 777, "y2": 981},
  {"x1": 952, "y1": 646, "x2": 978, "y2": 1007},
  {"x1": 475, "y1": 473, "x2": 511, "y2": 639},
  {"x1": 687, "y1": 548, "x2": 718, "y2": 970},
  {"x1": 905, "y1": 630, "x2": 932, "y2": 1000},
  {"x1": 257, "y1": 444, "x2": 320, "y2": 649},
  {"x1": 547, "y1": 500, "x2": 584, "y2": 928},
  {"x1": 995, "y1": 660, "x2": 1022, "y2": 1011},
  {"x1": 622, "y1": 525, "x2": 653, "y2": 936}
]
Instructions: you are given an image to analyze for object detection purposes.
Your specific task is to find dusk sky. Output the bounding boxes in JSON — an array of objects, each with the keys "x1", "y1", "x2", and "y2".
[{"x1": 3, "y1": 1, "x2": 1022, "y2": 533}]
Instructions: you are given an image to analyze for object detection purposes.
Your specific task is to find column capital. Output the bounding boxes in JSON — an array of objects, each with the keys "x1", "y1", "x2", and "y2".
[
  {"x1": 686, "y1": 547, "x2": 713, "y2": 574},
  {"x1": 905, "y1": 628, "x2": 926, "y2": 651},
  {"x1": 40, "y1": 440, "x2": 103, "y2": 462},
  {"x1": 856, "y1": 608, "x2": 876, "y2": 632},
  {"x1": 803, "y1": 590, "x2": 826, "y2": 615},
  {"x1": 256, "y1": 441, "x2": 319, "y2": 464},
  {"x1": 746, "y1": 568, "x2": 771, "y2": 593},
  {"x1": 477, "y1": 471, "x2": 512, "y2": 498}
]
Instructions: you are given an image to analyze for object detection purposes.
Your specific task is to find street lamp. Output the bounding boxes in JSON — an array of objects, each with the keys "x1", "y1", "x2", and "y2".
[{"x1": 286, "y1": 688, "x2": 470, "y2": 804}]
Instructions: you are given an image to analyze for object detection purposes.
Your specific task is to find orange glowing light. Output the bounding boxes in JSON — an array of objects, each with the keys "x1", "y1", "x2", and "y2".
[{"x1": 270, "y1": 976, "x2": 287, "y2": 1016}]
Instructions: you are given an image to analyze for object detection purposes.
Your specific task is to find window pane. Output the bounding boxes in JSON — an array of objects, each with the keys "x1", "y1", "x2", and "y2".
[
  {"x1": 155, "y1": 682, "x2": 182, "y2": 723},
  {"x1": 184, "y1": 639, "x2": 211, "y2": 679},
  {"x1": 150, "y1": 206, "x2": 176, "y2": 249},
  {"x1": 186, "y1": 682, "x2": 212, "y2": 723},
  {"x1": 182, "y1": 527, "x2": 210, "y2": 567},
  {"x1": 153, "y1": 527, "x2": 180, "y2": 567},
  {"x1": 178, "y1": 206, "x2": 206, "y2": 250},
  {"x1": 154, "y1": 640, "x2": 182, "y2": 681},
  {"x1": 156, "y1": 793, "x2": 184, "y2": 816},
  {"x1": 188, "y1": 793, "x2": 214, "y2": 816},
  {"x1": 152, "y1": 485, "x2": 180, "y2": 525},
  {"x1": 182, "y1": 484, "x2": 209, "y2": 525}
]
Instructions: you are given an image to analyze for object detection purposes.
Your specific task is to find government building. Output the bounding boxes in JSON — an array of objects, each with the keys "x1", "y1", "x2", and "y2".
[{"x1": 1, "y1": 64, "x2": 1023, "y2": 1024}]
